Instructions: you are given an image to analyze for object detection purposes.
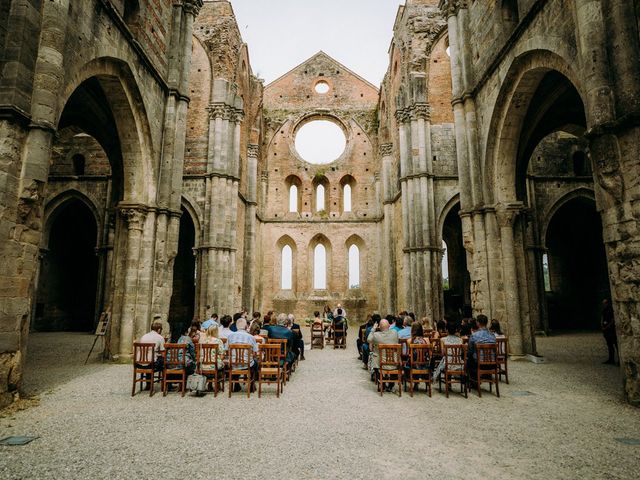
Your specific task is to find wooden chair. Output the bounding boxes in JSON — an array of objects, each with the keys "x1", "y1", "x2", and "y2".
[
  {"x1": 196, "y1": 343, "x2": 224, "y2": 397},
  {"x1": 311, "y1": 323, "x2": 324, "y2": 349},
  {"x1": 399, "y1": 338, "x2": 409, "y2": 363},
  {"x1": 407, "y1": 344, "x2": 432, "y2": 397},
  {"x1": 132, "y1": 342, "x2": 161, "y2": 397},
  {"x1": 497, "y1": 337, "x2": 509, "y2": 384},
  {"x1": 475, "y1": 343, "x2": 500, "y2": 397},
  {"x1": 228, "y1": 344, "x2": 254, "y2": 398},
  {"x1": 267, "y1": 337, "x2": 290, "y2": 381},
  {"x1": 430, "y1": 337, "x2": 443, "y2": 368},
  {"x1": 162, "y1": 343, "x2": 188, "y2": 397},
  {"x1": 440, "y1": 344, "x2": 468, "y2": 398},
  {"x1": 378, "y1": 344, "x2": 403, "y2": 396},
  {"x1": 333, "y1": 322, "x2": 347, "y2": 349},
  {"x1": 258, "y1": 343, "x2": 284, "y2": 397}
]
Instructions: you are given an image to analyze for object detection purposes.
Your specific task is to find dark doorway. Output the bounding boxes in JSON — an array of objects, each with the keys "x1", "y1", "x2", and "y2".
[
  {"x1": 169, "y1": 208, "x2": 196, "y2": 332},
  {"x1": 35, "y1": 199, "x2": 98, "y2": 331},
  {"x1": 442, "y1": 203, "x2": 470, "y2": 318},
  {"x1": 545, "y1": 197, "x2": 609, "y2": 330}
]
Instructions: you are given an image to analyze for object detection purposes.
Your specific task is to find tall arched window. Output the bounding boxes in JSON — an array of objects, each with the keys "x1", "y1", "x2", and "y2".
[
  {"x1": 289, "y1": 184, "x2": 298, "y2": 213},
  {"x1": 316, "y1": 184, "x2": 325, "y2": 211},
  {"x1": 343, "y1": 184, "x2": 352, "y2": 212},
  {"x1": 281, "y1": 245, "x2": 293, "y2": 289},
  {"x1": 442, "y1": 240, "x2": 449, "y2": 290},
  {"x1": 314, "y1": 244, "x2": 327, "y2": 289},
  {"x1": 348, "y1": 244, "x2": 360, "y2": 288}
]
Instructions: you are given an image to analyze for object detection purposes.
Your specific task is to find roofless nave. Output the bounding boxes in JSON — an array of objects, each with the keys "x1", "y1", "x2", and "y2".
[{"x1": 0, "y1": 0, "x2": 639, "y2": 407}]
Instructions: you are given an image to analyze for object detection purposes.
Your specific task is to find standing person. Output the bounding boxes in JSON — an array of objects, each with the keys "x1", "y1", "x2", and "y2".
[{"x1": 601, "y1": 298, "x2": 618, "y2": 365}]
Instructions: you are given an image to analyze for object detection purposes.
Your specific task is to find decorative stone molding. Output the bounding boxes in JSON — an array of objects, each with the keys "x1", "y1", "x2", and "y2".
[
  {"x1": 247, "y1": 144, "x2": 260, "y2": 158},
  {"x1": 439, "y1": 0, "x2": 468, "y2": 17},
  {"x1": 120, "y1": 207, "x2": 147, "y2": 231},
  {"x1": 182, "y1": 0, "x2": 203, "y2": 16},
  {"x1": 496, "y1": 202, "x2": 525, "y2": 229},
  {"x1": 207, "y1": 103, "x2": 233, "y2": 120},
  {"x1": 379, "y1": 143, "x2": 393, "y2": 157},
  {"x1": 231, "y1": 108, "x2": 245, "y2": 123},
  {"x1": 410, "y1": 103, "x2": 431, "y2": 121}
]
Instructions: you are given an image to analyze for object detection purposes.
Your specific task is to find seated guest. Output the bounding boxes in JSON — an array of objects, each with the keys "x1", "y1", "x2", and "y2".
[
  {"x1": 432, "y1": 320, "x2": 446, "y2": 340},
  {"x1": 199, "y1": 325, "x2": 225, "y2": 371},
  {"x1": 432, "y1": 322, "x2": 463, "y2": 382},
  {"x1": 398, "y1": 316, "x2": 413, "y2": 340},
  {"x1": 201, "y1": 313, "x2": 219, "y2": 331},
  {"x1": 469, "y1": 318, "x2": 478, "y2": 335},
  {"x1": 332, "y1": 308, "x2": 347, "y2": 346},
  {"x1": 227, "y1": 317, "x2": 259, "y2": 376},
  {"x1": 177, "y1": 326, "x2": 197, "y2": 376},
  {"x1": 230, "y1": 312, "x2": 243, "y2": 332},
  {"x1": 251, "y1": 311, "x2": 262, "y2": 325},
  {"x1": 367, "y1": 319, "x2": 399, "y2": 390},
  {"x1": 288, "y1": 314, "x2": 305, "y2": 361},
  {"x1": 357, "y1": 316, "x2": 371, "y2": 360},
  {"x1": 249, "y1": 321, "x2": 265, "y2": 344},
  {"x1": 466, "y1": 314, "x2": 496, "y2": 379},
  {"x1": 410, "y1": 322, "x2": 429, "y2": 346},
  {"x1": 361, "y1": 315, "x2": 379, "y2": 367},
  {"x1": 313, "y1": 310, "x2": 323, "y2": 326},
  {"x1": 188, "y1": 323, "x2": 201, "y2": 344},
  {"x1": 391, "y1": 315, "x2": 403, "y2": 333},
  {"x1": 460, "y1": 318, "x2": 471, "y2": 336},
  {"x1": 140, "y1": 321, "x2": 165, "y2": 371},
  {"x1": 489, "y1": 319, "x2": 504, "y2": 336},
  {"x1": 265, "y1": 314, "x2": 299, "y2": 365},
  {"x1": 420, "y1": 316, "x2": 433, "y2": 334},
  {"x1": 219, "y1": 315, "x2": 233, "y2": 340}
]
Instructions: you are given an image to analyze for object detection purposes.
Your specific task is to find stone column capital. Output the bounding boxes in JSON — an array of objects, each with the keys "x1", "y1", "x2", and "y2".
[
  {"x1": 379, "y1": 143, "x2": 393, "y2": 157},
  {"x1": 247, "y1": 144, "x2": 260, "y2": 158},
  {"x1": 120, "y1": 207, "x2": 147, "y2": 231},
  {"x1": 409, "y1": 103, "x2": 431, "y2": 121},
  {"x1": 439, "y1": 0, "x2": 468, "y2": 17},
  {"x1": 182, "y1": 0, "x2": 203, "y2": 16},
  {"x1": 207, "y1": 103, "x2": 232, "y2": 120},
  {"x1": 495, "y1": 202, "x2": 525, "y2": 228},
  {"x1": 395, "y1": 108, "x2": 411, "y2": 124},
  {"x1": 231, "y1": 108, "x2": 244, "y2": 124}
]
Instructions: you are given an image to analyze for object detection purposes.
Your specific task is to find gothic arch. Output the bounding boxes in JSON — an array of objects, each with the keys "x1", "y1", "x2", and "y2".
[
  {"x1": 437, "y1": 193, "x2": 461, "y2": 244},
  {"x1": 276, "y1": 235, "x2": 297, "y2": 291},
  {"x1": 541, "y1": 188, "x2": 596, "y2": 245},
  {"x1": 484, "y1": 49, "x2": 585, "y2": 205},
  {"x1": 309, "y1": 234, "x2": 332, "y2": 291},
  {"x1": 181, "y1": 195, "x2": 203, "y2": 247},
  {"x1": 59, "y1": 57, "x2": 155, "y2": 204},
  {"x1": 43, "y1": 190, "x2": 101, "y2": 248}
]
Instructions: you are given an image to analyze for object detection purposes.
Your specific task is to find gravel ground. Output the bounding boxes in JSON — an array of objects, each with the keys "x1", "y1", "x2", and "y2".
[{"x1": 1, "y1": 331, "x2": 639, "y2": 479}]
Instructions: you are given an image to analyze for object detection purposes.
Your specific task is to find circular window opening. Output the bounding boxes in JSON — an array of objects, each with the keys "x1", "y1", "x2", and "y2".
[
  {"x1": 295, "y1": 119, "x2": 346, "y2": 165},
  {"x1": 315, "y1": 81, "x2": 330, "y2": 94}
]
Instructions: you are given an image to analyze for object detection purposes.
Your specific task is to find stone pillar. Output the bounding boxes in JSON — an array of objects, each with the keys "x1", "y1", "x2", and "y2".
[
  {"x1": 380, "y1": 143, "x2": 397, "y2": 314},
  {"x1": 496, "y1": 203, "x2": 525, "y2": 355},
  {"x1": 242, "y1": 144, "x2": 259, "y2": 310},
  {"x1": 117, "y1": 207, "x2": 148, "y2": 359}
]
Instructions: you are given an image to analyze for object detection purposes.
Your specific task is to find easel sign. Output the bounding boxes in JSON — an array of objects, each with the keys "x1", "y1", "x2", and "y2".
[
  {"x1": 85, "y1": 312, "x2": 110, "y2": 365},
  {"x1": 95, "y1": 312, "x2": 110, "y2": 336}
]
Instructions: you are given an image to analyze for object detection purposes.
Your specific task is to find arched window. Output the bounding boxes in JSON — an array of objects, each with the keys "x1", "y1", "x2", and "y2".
[
  {"x1": 343, "y1": 184, "x2": 352, "y2": 212},
  {"x1": 442, "y1": 240, "x2": 449, "y2": 290},
  {"x1": 289, "y1": 184, "x2": 298, "y2": 213},
  {"x1": 348, "y1": 244, "x2": 360, "y2": 288},
  {"x1": 316, "y1": 184, "x2": 325, "y2": 212},
  {"x1": 313, "y1": 244, "x2": 327, "y2": 289},
  {"x1": 281, "y1": 245, "x2": 293, "y2": 289}
]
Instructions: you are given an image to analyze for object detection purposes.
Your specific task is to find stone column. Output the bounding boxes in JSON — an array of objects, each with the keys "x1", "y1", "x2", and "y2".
[
  {"x1": 117, "y1": 207, "x2": 147, "y2": 359},
  {"x1": 496, "y1": 203, "x2": 525, "y2": 355},
  {"x1": 242, "y1": 144, "x2": 259, "y2": 310},
  {"x1": 380, "y1": 143, "x2": 397, "y2": 314}
]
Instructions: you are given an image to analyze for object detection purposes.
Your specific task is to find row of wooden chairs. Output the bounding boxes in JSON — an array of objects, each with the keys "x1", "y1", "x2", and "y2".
[
  {"x1": 310, "y1": 323, "x2": 347, "y2": 350},
  {"x1": 132, "y1": 337, "x2": 297, "y2": 398},
  {"x1": 376, "y1": 341, "x2": 505, "y2": 398}
]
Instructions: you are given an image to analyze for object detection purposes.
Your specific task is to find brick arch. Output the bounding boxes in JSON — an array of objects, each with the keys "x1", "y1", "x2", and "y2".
[
  {"x1": 58, "y1": 57, "x2": 155, "y2": 204},
  {"x1": 484, "y1": 49, "x2": 585, "y2": 205},
  {"x1": 428, "y1": 32, "x2": 453, "y2": 124}
]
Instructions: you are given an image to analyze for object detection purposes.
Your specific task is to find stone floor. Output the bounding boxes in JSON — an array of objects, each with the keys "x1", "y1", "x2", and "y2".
[{"x1": 0, "y1": 331, "x2": 639, "y2": 479}]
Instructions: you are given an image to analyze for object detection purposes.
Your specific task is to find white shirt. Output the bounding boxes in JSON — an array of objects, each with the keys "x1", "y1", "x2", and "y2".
[
  {"x1": 140, "y1": 330, "x2": 165, "y2": 360},
  {"x1": 219, "y1": 327, "x2": 232, "y2": 339}
]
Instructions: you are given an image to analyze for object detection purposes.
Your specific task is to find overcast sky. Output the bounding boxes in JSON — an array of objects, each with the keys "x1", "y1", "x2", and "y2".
[{"x1": 229, "y1": 0, "x2": 403, "y2": 86}]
